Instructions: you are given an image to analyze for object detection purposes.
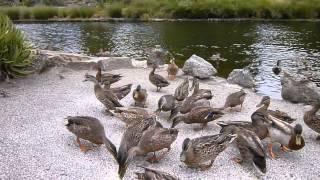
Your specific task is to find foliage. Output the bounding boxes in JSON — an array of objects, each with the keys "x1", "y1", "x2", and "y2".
[
  {"x1": 0, "y1": 15, "x2": 32, "y2": 78},
  {"x1": 67, "y1": 7, "x2": 96, "y2": 18},
  {"x1": 32, "y1": 6, "x2": 59, "y2": 20},
  {"x1": 106, "y1": 2, "x2": 124, "y2": 18}
]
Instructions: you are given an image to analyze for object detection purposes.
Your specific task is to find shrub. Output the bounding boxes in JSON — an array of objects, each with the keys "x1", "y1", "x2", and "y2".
[
  {"x1": 0, "y1": 7, "x2": 21, "y2": 20},
  {"x1": 32, "y1": 6, "x2": 59, "y2": 20},
  {"x1": 68, "y1": 7, "x2": 96, "y2": 18},
  {"x1": 106, "y1": 2, "x2": 124, "y2": 18},
  {"x1": 0, "y1": 15, "x2": 32, "y2": 78}
]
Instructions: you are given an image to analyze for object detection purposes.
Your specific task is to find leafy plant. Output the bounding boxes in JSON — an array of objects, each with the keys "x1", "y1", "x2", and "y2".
[{"x1": 0, "y1": 15, "x2": 32, "y2": 78}]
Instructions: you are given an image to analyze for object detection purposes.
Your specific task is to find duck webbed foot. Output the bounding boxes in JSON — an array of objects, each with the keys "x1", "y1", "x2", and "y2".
[
  {"x1": 147, "y1": 152, "x2": 159, "y2": 163},
  {"x1": 231, "y1": 157, "x2": 243, "y2": 164},
  {"x1": 268, "y1": 144, "x2": 277, "y2": 159},
  {"x1": 76, "y1": 137, "x2": 92, "y2": 153},
  {"x1": 280, "y1": 145, "x2": 292, "y2": 152}
]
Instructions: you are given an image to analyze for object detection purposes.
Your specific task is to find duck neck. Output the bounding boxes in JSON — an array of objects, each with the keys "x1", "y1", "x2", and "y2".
[
  {"x1": 150, "y1": 67, "x2": 156, "y2": 74},
  {"x1": 258, "y1": 102, "x2": 270, "y2": 112},
  {"x1": 192, "y1": 82, "x2": 199, "y2": 94}
]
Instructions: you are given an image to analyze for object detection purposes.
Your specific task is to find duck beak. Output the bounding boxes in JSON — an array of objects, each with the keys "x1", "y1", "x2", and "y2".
[{"x1": 296, "y1": 134, "x2": 302, "y2": 145}]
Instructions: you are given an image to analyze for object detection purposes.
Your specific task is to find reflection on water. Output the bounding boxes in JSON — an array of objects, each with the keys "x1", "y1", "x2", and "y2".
[{"x1": 16, "y1": 21, "x2": 320, "y2": 99}]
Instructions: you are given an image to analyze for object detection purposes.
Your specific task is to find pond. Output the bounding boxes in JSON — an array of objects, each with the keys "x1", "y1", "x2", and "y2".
[{"x1": 16, "y1": 21, "x2": 320, "y2": 99}]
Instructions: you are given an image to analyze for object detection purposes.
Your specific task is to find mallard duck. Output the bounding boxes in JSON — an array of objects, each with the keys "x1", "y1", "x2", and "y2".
[
  {"x1": 167, "y1": 59, "x2": 179, "y2": 80},
  {"x1": 102, "y1": 80, "x2": 132, "y2": 100},
  {"x1": 133, "y1": 85, "x2": 148, "y2": 107},
  {"x1": 180, "y1": 133, "x2": 237, "y2": 170},
  {"x1": 112, "y1": 107, "x2": 151, "y2": 125},
  {"x1": 174, "y1": 77, "x2": 189, "y2": 101},
  {"x1": 219, "y1": 124, "x2": 266, "y2": 173},
  {"x1": 118, "y1": 117, "x2": 162, "y2": 179},
  {"x1": 267, "y1": 118, "x2": 305, "y2": 159},
  {"x1": 171, "y1": 106, "x2": 224, "y2": 129},
  {"x1": 84, "y1": 74, "x2": 123, "y2": 115},
  {"x1": 190, "y1": 78, "x2": 213, "y2": 99},
  {"x1": 180, "y1": 95, "x2": 210, "y2": 114},
  {"x1": 223, "y1": 89, "x2": 247, "y2": 111},
  {"x1": 156, "y1": 95, "x2": 178, "y2": 119},
  {"x1": 149, "y1": 65, "x2": 170, "y2": 92},
  {"x1": 121, "y1": 127, "x2": 178, "y2": 177},
  {"x1": 135, "y1": 166, "x2": 179, "y2": 180},
  {"x1": 256, "y1": 96, "x2": 296, "y2": 124},
  {"x1": 272, "y1": 60, "x2": 281, "y2": 75},
  {"x1": 65, "y1": 116, "x2": 117, "y2": 160},
  {"x1": 303, "y1": 102, "x2": 320, "y2": 140},
  {"x1": 96, "y1": 66, "x2": 122, "y2": 85}
]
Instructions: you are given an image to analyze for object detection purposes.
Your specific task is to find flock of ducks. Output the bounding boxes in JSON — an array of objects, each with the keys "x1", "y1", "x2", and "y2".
[{"x1": 65, "y1": 60, "x2": 320, "y2": 179}]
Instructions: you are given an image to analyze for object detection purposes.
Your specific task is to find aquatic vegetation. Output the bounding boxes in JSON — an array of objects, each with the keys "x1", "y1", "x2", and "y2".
[{"x1": 32, "y1": 6, "x2": 59, "y2": 20}]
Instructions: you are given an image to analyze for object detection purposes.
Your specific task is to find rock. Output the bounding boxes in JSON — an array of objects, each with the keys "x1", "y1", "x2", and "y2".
[
  {"x1": 147, "y1": 45, "x2": 167, "y2": 66},
  {"x1": 281, "y1": 71, "x2": 320, "y2": 104},
  {"x1": 227, "y1": 69, "x2": 255, "y2": 88},
  {"x1": 96, "y1": 50, "x2": 111, "y2": 57},
  {"x1": 97, "y1": 57, "x2": 133, "y2": 71},
  {"x1": 182, "y1": 54, "x2": 217, "y2": 79}
]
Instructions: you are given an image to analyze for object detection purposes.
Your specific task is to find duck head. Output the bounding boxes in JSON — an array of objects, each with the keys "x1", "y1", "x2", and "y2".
[
  {"x1": 256, "y1": 96, "x2": 270, "y2": 108},
  {"x1": 288, "y1": 124, "x2": 305, "y2": 150}
]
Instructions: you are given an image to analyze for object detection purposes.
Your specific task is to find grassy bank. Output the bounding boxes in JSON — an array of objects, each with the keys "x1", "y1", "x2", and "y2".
[{"x1": 1, "y1": 0, "x2": 320, "y2": 20}]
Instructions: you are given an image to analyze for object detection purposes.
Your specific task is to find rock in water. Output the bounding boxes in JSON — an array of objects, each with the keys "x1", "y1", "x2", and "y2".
[
  {"x1": 227, "y1": 69, "x2": 255, "y2": 88},
  {"x1": 281, "y1": 71, "x2": 320, "y2": 103},
  {"x1": 182, "y1": 54, "x2": 217, "y2": 79}
]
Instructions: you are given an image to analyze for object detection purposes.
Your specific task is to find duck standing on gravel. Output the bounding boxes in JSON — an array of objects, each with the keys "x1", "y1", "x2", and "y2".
[
  {"x1": 303, "y1": 102, "x2": 320, "y2": 140},
  {"x1": 174, "y1": 77, "x2": 189, "y2": 101},
  {"x1": 135, "y1": 166, "x2": 179, "y2": 180},
  {"x1": 156, "y1": 94, "x2": 178, "y2": 119},
  {"x1": 167, "y1": 59, "x2": 179, "y2": 80},
  {"x1": 180, "y1": 133, "x2": 237, "y2": 170},
  {"x1": 96, "y1": 66, "x2": 122, "y2": 85},
  {"x1": 133, "y1": 85, "x2": 148, "y2": 107},
  {"x1": 190, "y1": 78, "x2": 213, "y2": 99},
  {"x1": 65, "y1": 116, "x2": 117, "y2": 160},
  {"x1": 149, "y1": 64, "x2": 170, "y2": 92},
  {"x1": 112, "y1": 107, "x2": 151, "y2": 126},
  {"x1": 223, "y1": 89, "x2": 247, "y2": 111},
  {"x1": 84, "y1": 74, "x2": 123, "y2": 115},
  {"x1": 219, "y1": 124, "x2": 267, "y2": 173}
]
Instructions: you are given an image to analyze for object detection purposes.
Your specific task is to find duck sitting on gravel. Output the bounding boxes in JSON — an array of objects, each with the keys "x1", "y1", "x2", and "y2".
[
  {"x1": 96, "y1": 66, "x2": 122, "y2": 85},
  {"x1": 112, "y1": 107, "x2": 152, "y2": 126},
  {"x1": 219, "y1": 124, "x2": 267, "y2": 173},
  {"x1": 167, "y1": 58, "x2": 179, "y2": 80},
  {"x1": 174, "y1": 77, "x2": 189, "y2": 101},
  {"x1": 133, "y1": 85, "x2": 148, "y2": 108},
  {"x1": 135, "y1": 166, "x2": 179, "y2": 180},
  {"x1": 180, "y1": 133, "x2": 237, "y2": 170},
  {"x1": 84, "y1": 74, "x2": 123, "y2": 115},
  {"x1": 190, "y1": 78, "x2": 213, "y2": 100},
  {"x1": 303, "y1": 102, "x2": 320, "y2": 140},
  {"x1": 149, "y1": 64, "x2": 170, "y2": 92},
  {"x1": 223, "y1": 89, "x2": 247, "y2": 111},
  {"x1": 102, "y1": 80, "x2": 132, "y2": 100},
  {"x1": 118, "y1": 117, "x2": 162, "y2": 179},
  {"x1": 156, "y1": 94, "x2": 179, "y2": 119},
  {"x1": 65, "y1": 116, "x2": 117, "y2": 161},
  {"x1": 171, "y1": 106, "x2": 224, "y2": 129}
]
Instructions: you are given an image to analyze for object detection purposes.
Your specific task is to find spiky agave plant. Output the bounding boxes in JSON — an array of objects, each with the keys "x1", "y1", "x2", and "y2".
[{"x1": 0, "y1": 15, "x2": 32, "y2": 79}]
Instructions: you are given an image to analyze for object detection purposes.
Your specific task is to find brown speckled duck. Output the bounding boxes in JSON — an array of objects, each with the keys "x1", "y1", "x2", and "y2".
[
  {"x1": 171, "y1": 106, "x2": 224, "y2": 129},
  {"x1": 135, "y1": 166, "x2": 179, "y2": 180},
  {"x1": 180, "y1": 133, "x2": 237, "y2": 170},
  {"x1": 303, "y1": 102, "x2": 320, "y2": 140},
  {"x1": 167, "y1": 59, "x2": 179, "y2": 80},
  {"x1": 84, "y1": 74, "x2": 123, "y2": 115},
  {"x1": 96, "y1": 67, "x2": 122, "y2": 85},
  {"x1": 174, "y1": 77, "x2": 189, "y2": 101},
  {"x1": 223, "y1": 89, "x2": 246, "y2": 111},
  {"x1": 133, "y1": 85, "x2": 148, "y2": 107},
  {"x1": 65, "y1": 116, "x2": 117, "y2": 160},
  {"x1": 190, "y1": 78, "x2": 213, "y2": 100},
  {"x1": 112, "y1": 107, "x2": 151, "y2": 126},
  {"x1": 102, "y1": 80, "x2": 132, "y2": 100},
  {"x1": 156, "y1": 94, "x2": 178, "y2": 119},
  {"x1": 149, "y1": 65, "x2": 170, "y2": 92},
  {"x1": 219, "y1": 124, "x2": 267, "y2": 173}
]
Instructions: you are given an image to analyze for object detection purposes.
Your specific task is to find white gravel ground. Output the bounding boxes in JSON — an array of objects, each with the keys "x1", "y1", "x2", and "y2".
[{"x1": 0, "y1": 66, "x2": 319, "y2": 180}]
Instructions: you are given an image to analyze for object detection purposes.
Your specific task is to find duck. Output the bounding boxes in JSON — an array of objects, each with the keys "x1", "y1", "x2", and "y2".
[
  {"x1": 112, "y1": 107, "x2": 151, "y2": 126},
  {"x1": 102, "y1": 80, "x2": 132, "y2": 100},
  {"x1": 122, "y1": 127, "x2": 178, "y2": 176},
  {"x1": 133, "y1": 85, "x2": 148, "y2": 108},
  {"x1": 156, "y1": 94, "x2": 178, "y2": 119},
  {"x1": 303, "y1": 102, "x2": 320, "y2": 140},
  {"x1": 272, "y1": 60, "x2": 281, "y2": 75},
  {"x1": 174, "y1": 77, "x2": 189, "y2": 101},
  {"x1": 167, "y1": 58, "x2": 179, "y2": 80},
  {"x1": 190, "y1": 78, "x2": 213, "y2": 100},
  {"x1": 96, "y1": 66, "x2": 122, "y2": 85},
  {"x1": 135, "y1": 166, "x2": 179, "y2": 180},
  {"x1": 267, "y1": 118, "x2": 305, "y2": 159},
  {"x1": 218, "y1": 124, "x2": 267, "y2": 173},
  {"x1": 149, "y1": 65, "x2": 170, "y2": 92},
  {"x1": 180, "y1": 133, "x2": 237, "y2": 170},
  {"x1": 118, "y1": 117, "x2": 162, "y2": 179},
  {"x1": 171, "y1": 106, "x2": 224, "y2": 129},
  {"x1": 84, "y1": 74, "x2": 123, "y2": 115},
  {"x1": 65, "y1": 116, "x2": 117, "y2": 160},
  {"x1": 256, "y1": 96, "x2": 296, "y2": 124},
  {"x1": 223, "y1": 89, "x2": 247, "y2": 111},
  {"x1": 180, "y1": 95, "x2": 211, "y2": 114}
]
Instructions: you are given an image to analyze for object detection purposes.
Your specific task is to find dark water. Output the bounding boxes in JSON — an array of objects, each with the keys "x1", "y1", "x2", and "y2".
[{"x1": 16, "y1": 21, "x2": 320, "y2": 99}]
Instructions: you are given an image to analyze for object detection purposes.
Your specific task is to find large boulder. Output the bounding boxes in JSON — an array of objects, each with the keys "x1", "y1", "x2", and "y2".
[
  {"x1": 182, "y1": 54, "x2": 217, "y2": 79},
  {"x1": 227, "y1": 69, "x2": 255, "y2": 88},
  {"x1": 281, "y1": 71, "x2": 320, "y2": 104}
]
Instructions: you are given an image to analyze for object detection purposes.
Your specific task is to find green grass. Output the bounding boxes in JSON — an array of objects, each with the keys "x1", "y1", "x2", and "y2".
[{"x1": 32, "y1": 6, "x2": 59, "y2": 20}]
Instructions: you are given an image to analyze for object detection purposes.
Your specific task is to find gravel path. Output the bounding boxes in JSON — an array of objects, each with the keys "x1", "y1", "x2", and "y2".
[{"x1": 0, "y1": 66, "x2": 319, "y2": 180}]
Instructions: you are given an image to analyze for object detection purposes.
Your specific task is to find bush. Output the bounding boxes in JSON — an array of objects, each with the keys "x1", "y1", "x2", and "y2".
[
  {"x1": 106, "y1": 2, "x2": 124, "y2": 18},
  {"x1": 0, "y1": 7, "x2": 21, "y2": 20},
  {"x1": 68, "y1": 7, "x2": 96, "y2": 18},
  {"x1": 0, "y1": 15, "x2": 32, "y2": 78},
  {"x1": 32, "y1": 6, "x2": 59, "y2": 20}
]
